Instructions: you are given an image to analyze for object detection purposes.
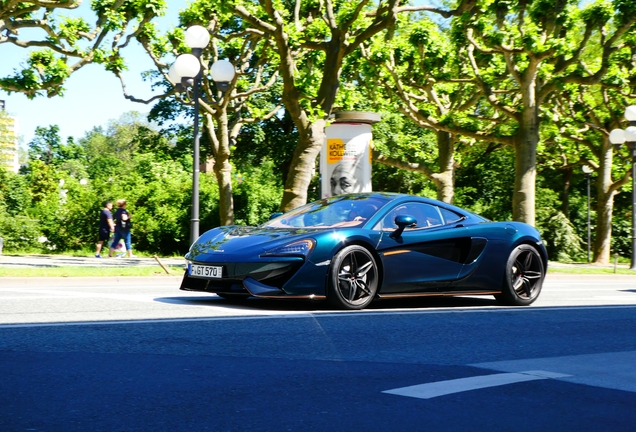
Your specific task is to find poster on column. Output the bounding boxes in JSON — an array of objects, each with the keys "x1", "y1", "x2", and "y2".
[{"x1": 321, "y1": 123, "x2": 373, "y2": 198}]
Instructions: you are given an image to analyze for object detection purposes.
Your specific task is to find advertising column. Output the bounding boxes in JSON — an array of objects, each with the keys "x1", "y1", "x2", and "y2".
[{"x1": 320, "y1": 112, "x2": 380, "y2": 198}]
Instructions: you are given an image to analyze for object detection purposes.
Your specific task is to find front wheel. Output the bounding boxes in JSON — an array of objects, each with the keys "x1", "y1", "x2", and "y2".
[
  {"x1": 328, "y1": 245, "x2": 379, "y2": 310},
  {"x1": 496, "y1": 244, "x2": 545, "y2": 306}
]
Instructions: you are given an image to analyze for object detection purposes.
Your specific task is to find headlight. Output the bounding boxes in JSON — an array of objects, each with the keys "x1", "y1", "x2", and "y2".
[{"x1": 262, "y1": 239, "x2": 315, "y2": 257}]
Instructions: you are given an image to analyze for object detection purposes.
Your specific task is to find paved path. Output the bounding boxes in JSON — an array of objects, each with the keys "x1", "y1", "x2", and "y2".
[{"x1": 0, "y1": 254, "x2": 186, "y2": 268}]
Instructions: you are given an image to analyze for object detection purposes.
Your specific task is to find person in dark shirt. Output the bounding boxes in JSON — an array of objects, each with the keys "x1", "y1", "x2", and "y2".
[
  {"x1": 109, "y1": 199, "x2": 135, "y2": 258},
  {"x1": 95, "y1": 201, "x2": 114, "y2": 258}
]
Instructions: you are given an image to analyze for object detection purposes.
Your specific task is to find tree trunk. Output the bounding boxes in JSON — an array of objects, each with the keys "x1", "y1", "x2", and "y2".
[
  {"x1": 211, "y1": 112, "x2": 234, "y2": 226},
  {"x1": 512, "y1": 105, "x2": 539, "y2": 225},
  {"x1": 593, "y1": 139, "x2": 615, "y2": 264},
  {"x1": 433, "y1": 131, "x2": 455, "y2": 204},
  {"x1": 561, "y1": 167, "x2": 572, "y2": 216},
  {"x1": 280, "y1": 119, "x2": 326, "y2": 212},
  {"x1": 373, "y1": 131, "x2": 456, "y2": 203}
]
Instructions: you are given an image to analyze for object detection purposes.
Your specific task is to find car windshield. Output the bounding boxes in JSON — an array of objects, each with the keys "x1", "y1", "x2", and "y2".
[{"x1": 263, "y1": 195, "x2": 390, "y2": 229}]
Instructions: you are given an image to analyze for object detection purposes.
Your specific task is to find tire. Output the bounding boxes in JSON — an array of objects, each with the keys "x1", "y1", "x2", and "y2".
[
  {"x1": 328, "y1": 245, "x2": 379, "y2": 310},
  {"x1": 496, "y1": 244, "x2": 545, "y2": 306}
]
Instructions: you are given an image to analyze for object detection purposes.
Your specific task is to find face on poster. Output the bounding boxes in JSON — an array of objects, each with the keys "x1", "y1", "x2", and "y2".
[{"x1": 321, "y1": 123, "x2": 372, "y2": 198}]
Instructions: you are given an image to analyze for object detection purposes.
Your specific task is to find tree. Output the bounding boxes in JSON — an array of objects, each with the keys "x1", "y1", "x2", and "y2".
[
  {"x1": 444, "y1": 0, "x2": 636, "y2": 225},
  {"x1": 213, "y1": 0, "x2": 467, "y2": 211},
  {"x1": 27, "y1": 124, "x2": 84, "y2": 164},
  {"x1": 1, "y1": 0, "x2": 166, "y2": 98},
  {"x1": 359, "y1": 16, "x2": 484, "y2": 204},
  {"x1": 113, "y1": 8, "x2": 282, "y2": 226},
  {"x1": 548, "y1": 85, "x2": 635, "y2": 263}
]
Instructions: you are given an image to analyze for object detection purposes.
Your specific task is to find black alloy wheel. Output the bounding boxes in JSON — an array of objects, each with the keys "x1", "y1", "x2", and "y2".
[
  {"x1": 496, "y1": 244, "x2": 545, "y2": 306},
  {"x1": 328, "y1": 245, "x2": 379, "y2": 310}
]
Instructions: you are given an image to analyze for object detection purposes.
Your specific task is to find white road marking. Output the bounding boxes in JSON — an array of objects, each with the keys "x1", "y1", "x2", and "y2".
[
  {"x1": 383, "y1": 370, "x2": 571, "y2": 400},
  {"x1": 473, "y1": 351, "x2": 636, "y2": 394}
]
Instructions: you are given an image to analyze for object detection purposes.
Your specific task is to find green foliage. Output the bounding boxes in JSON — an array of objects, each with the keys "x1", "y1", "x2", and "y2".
[
  {"x1": 27, "y1": 125, "x2": 85, "y2": 165},
  {"x1": 232, "y1": 111, "x2": 298, "y2": 186},
  {"x1": 0, "y1": 112, "x2": 289, "y2": 255},
  {"x1": 0, "y1": 50, "x2": 70, "y2": 98},
  {"x1": 610, "y1": 192, "x2": 633, "y2": 258},
  {"x1": 3, "y1": 0, "x2": 635, "y2": 263},
  {"x1": 372, "y1": 164, "x2": 437, "y2": 197},
  {"x1": 0, "y1": 168, "x2": 31, "y2": 215},
  {"x1": 535, "y1": 188, "x2": 584, "y2": 261},
  {"x1": 124, "y1": 155, "x2": 215, "y2": 254},
  {"x1": 233, "y1": 159, "x2": 284, "y2": 226},
  {"x1": 455, "y1": 145, "x2": 515, "y2": 221},
  {"x1": 58, "y1": 17, "x2": 92, "y2": 46},
  {"x1": 1, "y1": 0, "x2": 165, "y2": 97},
  {"x1": 25, "y1": 160, "x2": 59, "y2": 203},
  {"x1": 614, "y1": 0, "x2": 636, "y2": 25},
  {"x1": 0, "y1": 211, "x2": 43, "y2": 252}
]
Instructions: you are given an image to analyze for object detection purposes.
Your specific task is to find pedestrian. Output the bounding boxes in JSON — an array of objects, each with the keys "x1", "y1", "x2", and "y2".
[
  {"x1": 114, "y1": 239, "x2": 127, "y2": 257},
  {"x1": 95, "y1": 201, "x2": 114, "y2": 258},
  {"x1": 109, "y1": 199, "x2": 135, "y2": 258}
]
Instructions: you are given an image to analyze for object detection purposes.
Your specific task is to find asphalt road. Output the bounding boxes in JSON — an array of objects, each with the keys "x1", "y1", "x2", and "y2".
[{"x1": 1, "y1": 274, "x2": 636, "y2": 431}]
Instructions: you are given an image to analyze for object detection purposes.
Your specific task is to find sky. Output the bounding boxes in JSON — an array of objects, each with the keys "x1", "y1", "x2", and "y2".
[{"x1": 0, "y1": 1, "x2": 184, "y2": 146}]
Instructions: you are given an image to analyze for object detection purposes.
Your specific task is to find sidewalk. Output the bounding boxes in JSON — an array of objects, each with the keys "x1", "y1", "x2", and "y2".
[{"x1": 0, "y1": 254, "x2": 186, "y2": 268}]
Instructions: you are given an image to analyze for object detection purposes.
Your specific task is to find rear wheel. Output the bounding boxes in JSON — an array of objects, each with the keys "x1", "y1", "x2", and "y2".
[
  {"x1": 496, "y1": 244, "x2": 544, "y2": 306},
  {"x1": 328, "y1": 245, "x2": 379, "y2": 310}
]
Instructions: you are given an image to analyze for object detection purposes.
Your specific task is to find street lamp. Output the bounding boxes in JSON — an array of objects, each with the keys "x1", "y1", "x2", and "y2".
[
  {"x1": 609, "y1": 105, "x2": 636, "y2": 271},
  {"x1": 582, "y1": 165, "x2": 593, "y2": 263},
  {"x1": 169, "y1": 25, "x2": 236, "y2": 245}
]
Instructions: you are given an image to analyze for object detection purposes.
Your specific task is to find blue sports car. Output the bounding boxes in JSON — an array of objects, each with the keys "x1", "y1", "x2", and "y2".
[{"x1": 180, "y1": 192, "x2": 547, "y2": 310}]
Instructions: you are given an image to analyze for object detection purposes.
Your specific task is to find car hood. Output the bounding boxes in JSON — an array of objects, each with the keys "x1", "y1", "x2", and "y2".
[{"x1": 186, "y1": 225, "x2": 317, "y2": 260}]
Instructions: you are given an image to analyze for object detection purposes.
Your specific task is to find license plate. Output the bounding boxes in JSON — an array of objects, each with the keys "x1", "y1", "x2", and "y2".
[{"x1": 189, "y1": 264, "x2": 223, "y2": 279}]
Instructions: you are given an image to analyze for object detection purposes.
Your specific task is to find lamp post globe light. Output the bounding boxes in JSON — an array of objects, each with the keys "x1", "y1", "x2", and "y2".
[
  {"x1": 209, "y1": 60, "x2": 235, "y2": 92},
  {"x1": 184, "y1": 25, "x2": 210, "y2": 50},
  {"x1": 609, "y1": 105, "x2": 636, "y2": 270},
  {"x1": 169, "y1": 25, "x2": 236, "y2": 245},
  {"x1": 582, "y1": 165, "x2": 593, "y2": 263}
]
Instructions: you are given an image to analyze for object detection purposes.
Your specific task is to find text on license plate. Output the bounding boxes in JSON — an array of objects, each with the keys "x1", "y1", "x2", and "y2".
[{"x1": 190, "y1": 264, "x2": 223, "y2": 278}]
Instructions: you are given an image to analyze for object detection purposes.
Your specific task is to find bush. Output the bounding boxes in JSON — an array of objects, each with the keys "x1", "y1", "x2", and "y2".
[
  {"x1": 535, "y1": 188, "x2": 584, "y2": 261},
  {"x1": 129, "y1": 157, "x2": 219, "y2": 255},
  {"x1": 233, "y1": 159, "x2": 283, "y2": 226},
  {"x1": 0, "y1": 207, "x2": 43, "y2": 252}
]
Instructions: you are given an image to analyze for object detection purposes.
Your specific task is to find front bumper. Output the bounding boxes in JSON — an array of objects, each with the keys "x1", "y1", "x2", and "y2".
[{"x1": 179, "y1": 256, "x2": 328, "y2": 299}]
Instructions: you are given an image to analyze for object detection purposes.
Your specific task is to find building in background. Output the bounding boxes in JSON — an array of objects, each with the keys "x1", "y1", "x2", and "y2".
[{"x1": 0, "y1": 100, "x2": 20, "y2": 173}]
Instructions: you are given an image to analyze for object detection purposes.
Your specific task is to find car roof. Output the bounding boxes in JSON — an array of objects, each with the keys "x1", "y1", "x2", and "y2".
[
  {"x1": 336, "y1": 192, "x2": 450, "y2": 208},
  {"x1": 334, "y1": 192, "x2": 488, "y2": 222}
]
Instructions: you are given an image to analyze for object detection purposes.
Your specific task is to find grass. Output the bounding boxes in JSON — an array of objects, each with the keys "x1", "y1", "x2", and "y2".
[
  {"x1": 0, "y1": 266, "x2": 185, "y2": 277},
  {"x1": 2, "y1": 248, "x2": 185, "y2": 259},
  {"x1": 548, "y1": 266, "x2": 636, "y2": 275}
]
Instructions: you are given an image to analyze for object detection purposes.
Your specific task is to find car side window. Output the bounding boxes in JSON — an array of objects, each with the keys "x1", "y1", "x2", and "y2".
[
  {"x1": 439, "y1": 208, "x2": 465, "y2": 225},
  {"x1": 376, "y1": 202, "x2": 443, "y2": 231}
]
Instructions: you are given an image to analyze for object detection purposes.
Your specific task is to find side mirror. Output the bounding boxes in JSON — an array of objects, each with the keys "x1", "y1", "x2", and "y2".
[
  {"x1": 269, "y1": 212, "x2": 284, "y2": 220},
  {"x1": 390, "y1": 215, "x2": 417, "y2": 239}
]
